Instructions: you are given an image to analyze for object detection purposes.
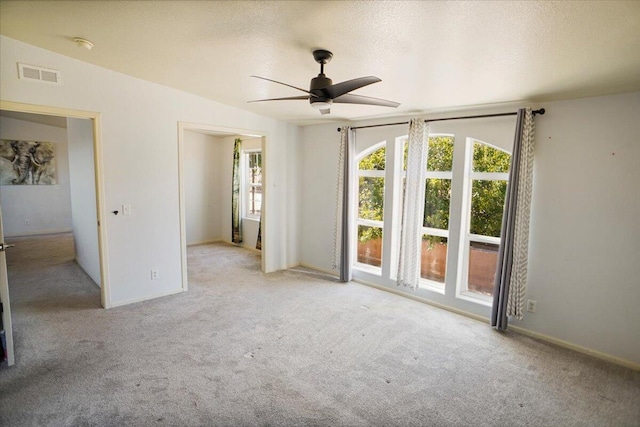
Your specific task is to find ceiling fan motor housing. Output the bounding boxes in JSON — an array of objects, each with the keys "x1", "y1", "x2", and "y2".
[{"x1": 310, "y1": 74, "x2": 333, "y2": 105}]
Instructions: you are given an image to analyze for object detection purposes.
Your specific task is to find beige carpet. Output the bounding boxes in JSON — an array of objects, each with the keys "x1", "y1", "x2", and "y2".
[{"x1": 0, "y1": 233, "x2": 638, "y2": 426}]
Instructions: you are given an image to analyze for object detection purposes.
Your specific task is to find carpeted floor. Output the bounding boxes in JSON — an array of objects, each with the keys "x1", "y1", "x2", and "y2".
[{"x1": 0, "y1": 233, "x2": 638, "y2": 426}]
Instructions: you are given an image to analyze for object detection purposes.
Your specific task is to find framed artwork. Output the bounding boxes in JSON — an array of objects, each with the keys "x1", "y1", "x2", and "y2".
[{"x1": 0, "y1": 139, "x2": 57, "y2": 185}]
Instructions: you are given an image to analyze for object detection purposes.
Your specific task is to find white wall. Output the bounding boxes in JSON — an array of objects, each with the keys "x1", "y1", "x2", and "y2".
[
  {"x1": 300, "y1": 91, "x2": 640, "y2": 366},
  {"x1": 184, "y1": 131, "x2": 223, "y2": 245},
  {"x1": 1, "y1": 36, "x2": 300, "y2": 307},
  {"x1": 516, "y1": 92, "x2": 640, "y2": 365},
  {"x1": 67, "y1": 118, "x2": 100, "y2": 286},
  {"x1": 0, "y1": 116, "x2": 72, "y2": 236}
]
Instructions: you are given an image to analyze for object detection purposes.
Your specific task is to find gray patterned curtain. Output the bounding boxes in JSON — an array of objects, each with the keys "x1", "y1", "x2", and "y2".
[
  {"x1": 332, "y1": 127, "x2": 354, "y2": 282},
  {"x1": 492, "y1": 108, "x2": 535, "y2": 330},
  {"x1": 231, "y1": 138, "x2": 242, "y2": 244}
]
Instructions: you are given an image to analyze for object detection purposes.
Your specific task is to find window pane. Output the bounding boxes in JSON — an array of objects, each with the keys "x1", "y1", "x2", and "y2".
[
  {"x1": 359, "y1": 146, "x2": 385, "y2": 170},
  {"x1": 472, "y1": 142, "x2": 510, "y2": 173},
  {"x1": 248, "y1": 186, "x2": 262, "y2": 216},
  {"x1": 358, "y1": 177, "x2": 384, "y2": 221},
  {"x1": 357, "y1": 225, "x2": 383, "y2": 267},
  {"x1": 467, "y1": 242, "x2": 499, "y2": 296},
  {"x1": 427, "y1": 136, "x2": 454, "y2": 172},
  {"x1": 421, "y1": 235, "x2": 447, "y2": 283},
  {"x1": 470, "y1": 180, "x2": 507, "y2": 237},
  {"x1": 424, "y1": 179, "x2": 450, "y2": 229},
  {"x1": 403, "y1": 136, "x2": 454, "y2": 171}
]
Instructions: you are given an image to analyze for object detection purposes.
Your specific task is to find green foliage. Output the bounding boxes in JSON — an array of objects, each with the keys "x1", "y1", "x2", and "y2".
[
  {"x1": 470, "y1": 180, "x2": 507, "y2": 237},
  {"x1": 357, "y1": 138, "x2": 511, "y2": 244},
  {"x1": 470, "y1": 142, "x2": 510, "y2": 237},
  {"x1": 427, "y1": 136, "x2": 454, "y2": 171},
  {"x1": 359, "y1": 146, "x2": 386, "y2": 170},
  {"x1": 424, "y1": 178, "x2": 451, "y2": 229},
  {"x1": 403, "y1": 136, "x2": 454, "y2": 171},
  {"x1": 358, "y1": 177, "x2": 384, "y2": 221},
  {"x1": 358, "y1": 225, "x2": 382, "y2": 243},
  {"x1": 473, "y1": 142, "x2": 510, "y2": 172},
  {"x1": 358, "y1": 146, "x2": 385, "y2": 242}
]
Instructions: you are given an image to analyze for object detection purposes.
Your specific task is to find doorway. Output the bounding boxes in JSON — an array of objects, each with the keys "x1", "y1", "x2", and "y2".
[
  {"x1": 177, "y1": 122, "x2": 267, "y2": 290},
  {"x1": 0, "y1": 101, "x2": 108, "y2": 305}
]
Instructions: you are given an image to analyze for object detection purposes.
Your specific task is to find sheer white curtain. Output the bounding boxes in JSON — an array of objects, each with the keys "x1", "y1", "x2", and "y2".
[
  {"x1": 333, "y1": 126, "x2": 354, "y2": 282},
  {"x1": 492, "y1": 108, "x2": 535, "y2": 330},
  {"x1": 397, "y1": 118, "x2": 429, "y2": 289}
]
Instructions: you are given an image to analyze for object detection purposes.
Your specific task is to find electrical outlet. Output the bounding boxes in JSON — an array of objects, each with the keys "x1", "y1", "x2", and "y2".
[
  {"x1": 122, "y1": 204, "x2": 131, "y2": 215},
  {"x1": 527, "y1": 299, "x2": 537, "y2": 313},
  {"x1": 151, "y1": 269, "x2": 159, "y2": 280},
  {"x1": 24, "y1": 219, "x2": 30, "y2": 226}
]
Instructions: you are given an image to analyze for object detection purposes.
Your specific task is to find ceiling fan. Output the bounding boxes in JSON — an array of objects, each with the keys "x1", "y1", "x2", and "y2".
[{"x1": 248, "y1": 49, "x2": 400, "y2": 115}]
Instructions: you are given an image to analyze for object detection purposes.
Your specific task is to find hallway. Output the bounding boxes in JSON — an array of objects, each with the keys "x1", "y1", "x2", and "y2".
[{"x1": 4, "y1": 233, "x2": 100, "y2": 365}]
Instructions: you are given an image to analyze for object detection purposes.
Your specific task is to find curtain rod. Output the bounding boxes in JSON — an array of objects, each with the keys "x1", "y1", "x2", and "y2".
[{"x1": 337, "y1": 108, "x2": 545, "y2": 132}]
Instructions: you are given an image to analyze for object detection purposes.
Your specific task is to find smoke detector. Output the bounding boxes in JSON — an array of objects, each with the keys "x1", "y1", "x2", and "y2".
[{"x1": 73, "y1": 37, "x2": 94, "y2": 50}]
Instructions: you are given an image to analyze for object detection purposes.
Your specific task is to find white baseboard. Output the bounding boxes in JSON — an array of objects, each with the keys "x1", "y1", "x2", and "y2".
[
  {"x1": 187, "y1": 239, "x2": 222, "y2": 247},
  {"x1": 241, "y1": 245, "x2": 262, "y2": 254},
  {"x1": 108, "y1": 288, "x2": 185, "y2": 309},
  {"x1": 508, "y1": 325, "x2": 640, "y2": 371},
  {"x1": 353, "y1": 278, "x2": 640, "y2": 371},
  {"x1": 299, "y1": 262, "x2": 339, "y2": 278}
]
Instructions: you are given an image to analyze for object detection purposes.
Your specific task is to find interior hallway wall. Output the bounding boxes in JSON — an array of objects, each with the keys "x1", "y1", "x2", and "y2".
[
  {"x1": 67, "y1": 117, "x2": 100, "y2": 286},
  {"x1": 184, "y1": 131, "x2": 223, "y2": 245},
  {"x1": 0, "y1": 115, "x2": 72, "y2": 237}
]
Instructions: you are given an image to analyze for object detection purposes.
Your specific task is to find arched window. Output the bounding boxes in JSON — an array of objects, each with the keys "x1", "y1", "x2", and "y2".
[
  {"x1": 459, "y1": 139, "x2": 510, "y2": 300},
  {"x1": 356, "y1": 143, "x2": 386, "y2": 269},
  {"x1": 402, "y1": 135, "x2": 454, "y2": 291}
]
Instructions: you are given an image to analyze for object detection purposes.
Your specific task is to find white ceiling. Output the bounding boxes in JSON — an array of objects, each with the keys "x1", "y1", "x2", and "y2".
[{"x1": 1, "y1": 1, "x2": 639, "y2": 126}]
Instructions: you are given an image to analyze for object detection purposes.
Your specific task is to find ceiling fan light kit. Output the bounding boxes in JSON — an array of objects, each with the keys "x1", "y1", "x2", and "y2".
[{"x1": 249, "y1": 49, "x2": 400, "y2": 115}]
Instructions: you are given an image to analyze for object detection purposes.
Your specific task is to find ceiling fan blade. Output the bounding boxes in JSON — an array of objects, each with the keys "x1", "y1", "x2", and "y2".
[
  {"x1": 324, "y1": 76, "x2": 381, "y2": 99},
  {"x1": 333, "y1": 93, "x2": 400, "y2": 108},
  {"x1": 319, "y1": 108, "x2": 331, "y2": 115},
  {"x1": 250, "y1": 76, "x2": 318, "y2": 97},
  {"x1": 247, "y1": 96, "x2": 310, "y2": 103}
]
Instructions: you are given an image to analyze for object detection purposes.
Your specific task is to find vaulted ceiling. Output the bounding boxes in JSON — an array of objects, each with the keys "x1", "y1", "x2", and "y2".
[{"x1": 1, "y1": 1, "x2": 639, "y2": 125}]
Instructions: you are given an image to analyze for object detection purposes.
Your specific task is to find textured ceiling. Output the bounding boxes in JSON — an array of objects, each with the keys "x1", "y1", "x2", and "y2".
[{"x1": 1, "y1": 1, "x2": 639, "y2": 125}]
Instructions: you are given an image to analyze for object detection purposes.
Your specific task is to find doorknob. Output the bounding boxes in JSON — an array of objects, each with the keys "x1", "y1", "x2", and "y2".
[{"x1": 0, "y1": 243, "x2": 15, "y2": 252}]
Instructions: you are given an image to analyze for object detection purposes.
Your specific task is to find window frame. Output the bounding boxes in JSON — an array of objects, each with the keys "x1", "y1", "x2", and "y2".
[
  {"x1": 397, "y1": 134, "x2": 454, "y2": 294},
  {"x1": 243, "y1": 149, "x2": 262, "y2": 221},
  {"x1": 456, "y1": 138, "x2": 509, "y2": 306},
  {"x1": 354, "y1": 141, "x2": 386, "y2": 274}
]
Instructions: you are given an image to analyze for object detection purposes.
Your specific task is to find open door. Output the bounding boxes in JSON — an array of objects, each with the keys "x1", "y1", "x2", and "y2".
[{"x1": 0, "y1": 205, "x2": 15, "y2": 366}]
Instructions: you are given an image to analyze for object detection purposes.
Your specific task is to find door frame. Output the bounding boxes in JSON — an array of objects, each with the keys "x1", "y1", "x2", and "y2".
[
  {"x1": 0, "y1": 100, "x2": 111, "y2": 308},
  {"x1": 177, "y1": 121, "x2": 268, "y2": 291},
  {"x1": 0, "y1": 206, "x2": 15, "y2": 365}
]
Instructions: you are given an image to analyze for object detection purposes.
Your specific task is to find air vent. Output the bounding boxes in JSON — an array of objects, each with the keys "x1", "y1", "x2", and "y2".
[{"x1": 17, "y1": 63, "x2": 61, "y2": 85}]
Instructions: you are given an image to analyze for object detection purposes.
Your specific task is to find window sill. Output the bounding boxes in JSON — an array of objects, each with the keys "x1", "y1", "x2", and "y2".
[
  {"x1": 456, "y1": 291, "x2": 492, "y2": 307},
  {"x1": 242, "y1": 217, "x2": 261, "y2": 223},
  {"x1": 418, "y1": 280, "x2": 446, "y2": 295},
  {"x1": 354, "y1": 263, "x2": 382, "y2": 276}
]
